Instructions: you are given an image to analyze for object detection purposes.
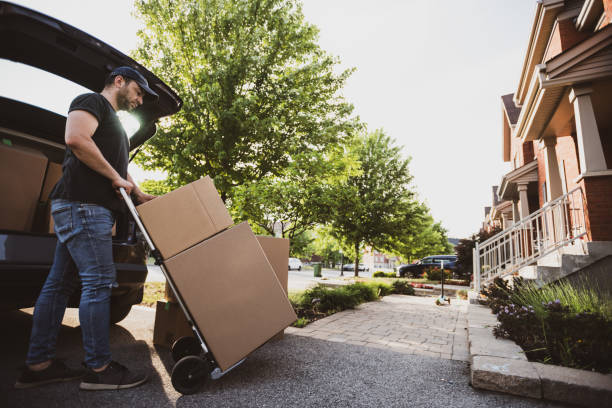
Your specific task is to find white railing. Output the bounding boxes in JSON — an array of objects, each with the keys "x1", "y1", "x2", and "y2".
[{"x1": 474, "y1": 186, "x2": 587, "y2": 289}]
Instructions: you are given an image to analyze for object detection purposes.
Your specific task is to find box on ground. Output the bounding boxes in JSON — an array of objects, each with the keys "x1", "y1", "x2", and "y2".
[
  {"x1": 153, "y1": 300, "x2": 194, "y2": 348},
  {"x1": 136, "y1": 176, "x2": 233, "y2": 259},
  {"x1": 256, "y1": 235, "x2": 290, "y2": 341},
  {"x1": 163, "y1": 222, "x2": 297, "y2": 370},
  {"x1": 0, "y1": 143, "x2": 48, "y2": 231}
]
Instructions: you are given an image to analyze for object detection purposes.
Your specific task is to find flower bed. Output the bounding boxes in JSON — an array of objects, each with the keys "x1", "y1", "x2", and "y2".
[
  {"x1": 290, "y1": 280, "x2": 415, "y2": 327},
  {"x1": 480, "y1": 277, "x2": 612, "y2": 373}
]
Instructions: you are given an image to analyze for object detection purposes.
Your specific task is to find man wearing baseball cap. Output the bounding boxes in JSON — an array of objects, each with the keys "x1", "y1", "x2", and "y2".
[{"x1": 16, "y1": 67, "x2": 157, "y2": 390}]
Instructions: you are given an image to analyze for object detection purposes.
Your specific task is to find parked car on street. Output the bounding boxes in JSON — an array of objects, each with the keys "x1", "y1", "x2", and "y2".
[
  {"x1": 0, "y1": 1, "x2": 182, "y2": 323},
  {"x1": 398, "y1": 255, "x2": 457, "y2": 278},
  {"x1": 288, "y1": 257, "x2": 302, "y2": 271},
  {"x1": 341, "y1": 263, "x2": 369, "y2": 272}
]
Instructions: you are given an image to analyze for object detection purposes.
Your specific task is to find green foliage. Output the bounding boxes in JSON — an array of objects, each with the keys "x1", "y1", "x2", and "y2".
[
  {"x1": 457, "y1": 289, "x2": 468, "y2": 300},
  {"x1": 292, "y1": 317, "x2": 309, "y2": 328},
  {"x1": 423, "y1": 267, "x2": 452, "y2": 282},
  {"x1": 455, "y1": 226, "x2": 502, "y2": 279},
  {"x1": 485, "y1": 276, "x2": 612, "y2": 373},
  {"x1": 391, "y1": 280, "x2": 415, "y2": 295},
  {"x1": 373, "y1": 271, "x2": 396, "y2": 278},
  {"x1": 132, "y1": 0, "x2": 358, "y2": 200},
  {"x1": 288, "y1": 230, "x2": 315, "y2": 258},
  {"x1": 139, "y1": 179, "x2": 174, "y2": 196},
  {"x1": 327, "y1": 130, "x2": 432, "y2": 276}
]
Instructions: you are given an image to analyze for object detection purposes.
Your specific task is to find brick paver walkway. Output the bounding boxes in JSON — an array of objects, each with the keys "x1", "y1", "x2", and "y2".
[{"x1": 286, "y1": 295, "x2": 470, "y2": 361}]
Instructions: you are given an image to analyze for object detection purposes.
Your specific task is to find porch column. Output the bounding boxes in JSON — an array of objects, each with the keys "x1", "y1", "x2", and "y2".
[
  {"x1": 542, "y1": 137, "x2": 564, "y2": 201},
  {"x1": 512, "y1": 200, "x2": 520, "y2": 222},
  {"x1": 569, "y1": 86, "x2": 608, "y2": 174},
  {"x1": 517, "y1": 183, "x2": 530, "y2": 219},
  {"x1": 501, "y1": 212, "x2": 511, "y2": 229}
]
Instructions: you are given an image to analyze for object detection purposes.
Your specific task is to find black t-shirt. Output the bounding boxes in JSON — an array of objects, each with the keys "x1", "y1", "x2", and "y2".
[{"x1": 49, "y1": 93, "x2": 129, "y2": 213}]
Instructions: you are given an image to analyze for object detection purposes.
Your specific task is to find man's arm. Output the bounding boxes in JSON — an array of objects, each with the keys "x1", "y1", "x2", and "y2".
[{"x1": 65, "y1": 110, "x2": 133, "y2": 194}]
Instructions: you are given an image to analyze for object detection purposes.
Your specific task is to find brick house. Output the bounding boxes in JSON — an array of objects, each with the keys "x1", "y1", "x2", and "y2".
[
  {"x1": 475, "y1": 0, "x2": 612, "y2": 289},
  {"x1": 362, "y1": 247, "x2": 399, "y2": 272}
]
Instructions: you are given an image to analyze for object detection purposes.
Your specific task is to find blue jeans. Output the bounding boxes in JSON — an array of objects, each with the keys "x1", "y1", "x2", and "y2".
[{"x1": 26, "y1": 199, "x2": 116, "y2": 369}]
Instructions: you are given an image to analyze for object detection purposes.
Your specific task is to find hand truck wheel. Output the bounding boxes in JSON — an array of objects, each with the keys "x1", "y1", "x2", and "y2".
[
  {"x1": 171, "y1": 355, "x2": 210, "y2": 395},
  {"x1": 171, "y1": 336, "x2": 202, "y2": 362}
]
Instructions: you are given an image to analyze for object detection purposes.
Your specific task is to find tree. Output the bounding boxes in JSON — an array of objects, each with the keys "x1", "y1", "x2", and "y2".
[
  {"x1": 132, "y1": 0, "x2": 358, "y2": 201},
  {"x1": 229, "y1": 144, "x2": 358, "y2": 241},
  {"x1": 394, "y1": 214, "x2": 454, "y2": 262},
  {"x1": 139, "y1": 179, "x2": 174, "y2": 196},
  {"x1": 455, "y1": 225, "x2": 502, "y2": 279},
  {"x1": 327, "y1": 130, "x2": 426, "y2": 277},
  {"x1": 311, "y1": 226, "x2": 342, "y2": 267}
]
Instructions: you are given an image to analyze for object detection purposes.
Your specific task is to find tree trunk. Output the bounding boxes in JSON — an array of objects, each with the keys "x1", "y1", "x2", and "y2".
[{"x1": 354, "y1": 242, "x2": 360, "y2": 277}]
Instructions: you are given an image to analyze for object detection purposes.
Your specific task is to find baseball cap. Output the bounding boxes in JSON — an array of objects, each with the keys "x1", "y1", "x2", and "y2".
[{"x1": 109, "y1": 66, "x2": 159, "y2": 101}]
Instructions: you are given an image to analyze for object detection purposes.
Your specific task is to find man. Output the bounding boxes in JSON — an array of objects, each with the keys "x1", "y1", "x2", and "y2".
[{"x1": 16, "y1": 67, "x2": 157, "y2": 390}]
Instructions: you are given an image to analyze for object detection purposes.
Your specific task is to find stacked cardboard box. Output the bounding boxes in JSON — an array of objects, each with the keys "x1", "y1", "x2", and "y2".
[
  {"x1": 0, "y1": 143, "x2": 48, "y2": 231},
  {"x1": 139, "y1": 176, "x2": 296, "y2": 371}
]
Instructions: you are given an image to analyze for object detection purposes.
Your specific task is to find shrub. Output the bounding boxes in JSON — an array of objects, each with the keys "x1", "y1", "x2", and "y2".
[
  {"x1": 373, "y1": 271, "x2": 397, "y2": 278},
  {"x1": 490, "y1": 277, "x2": 612, "y2": 373},
  {"x1": 345, "y1": 282, "x2": 380, "y2": 302},
  {"x1": 391, "y1": 280, "x2": 415, "y2": 295},
  {"x1": 423, "y1": 267, "x2": 452, "y2": 282}
]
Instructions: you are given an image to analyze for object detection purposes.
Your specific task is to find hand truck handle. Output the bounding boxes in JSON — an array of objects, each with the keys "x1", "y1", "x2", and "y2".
[{"x1": 118, "y1": 187, "x2": 157, "y2": 251}]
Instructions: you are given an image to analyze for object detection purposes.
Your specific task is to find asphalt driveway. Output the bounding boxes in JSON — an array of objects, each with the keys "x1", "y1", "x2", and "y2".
[{"x1": 1, "y1": 305, "x2": 565, "y2": 407}]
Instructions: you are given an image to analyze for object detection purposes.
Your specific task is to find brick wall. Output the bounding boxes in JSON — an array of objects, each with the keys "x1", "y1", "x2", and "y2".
[
  {"x1": 544, "y1": 19, "x2": 589, "y2": 61},
  {"x1": 555, "y1": 135, "x2": 581, "y2": 192},
  {"x1": 581, "y1": 175, "x2": 612, "y2": 241},
  {"x1": 536, "y1": 142, "x2": 547, "y2": 207}
]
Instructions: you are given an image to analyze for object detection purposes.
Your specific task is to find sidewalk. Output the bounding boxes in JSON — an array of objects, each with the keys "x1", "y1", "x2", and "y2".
[{"x1": 287, "y1": 294, "x2": 470, "y2": 362}]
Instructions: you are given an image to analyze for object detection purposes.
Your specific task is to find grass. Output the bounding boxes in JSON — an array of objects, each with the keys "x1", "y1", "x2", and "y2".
[
  {"x1": 140, "y1": 281, "x2": 165, "y2": 308},
  {"x1": 510, "y1": 277, "x2": 612, "y2": 320}
]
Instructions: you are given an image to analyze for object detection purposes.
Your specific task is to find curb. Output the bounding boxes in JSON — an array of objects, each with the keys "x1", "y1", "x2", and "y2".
[{"x1": 466, "y1": 300, "x2": 612, "y2": 407}]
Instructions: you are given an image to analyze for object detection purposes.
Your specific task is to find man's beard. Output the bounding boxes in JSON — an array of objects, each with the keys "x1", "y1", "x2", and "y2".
[{"x1": 116, "y1": 87, "x2": 133, "y2": 111}]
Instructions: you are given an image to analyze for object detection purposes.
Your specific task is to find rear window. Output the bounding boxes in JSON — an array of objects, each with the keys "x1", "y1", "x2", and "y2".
[{"x1": 0, "y1": 60, "x2": 140, "y2": 138}]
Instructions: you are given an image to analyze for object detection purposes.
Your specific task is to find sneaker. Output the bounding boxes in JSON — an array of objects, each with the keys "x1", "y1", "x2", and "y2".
[
  {"x1": 15, "y1": 360, "x2": 84, "y2": 389},
  {"x1": 79, "y1": 361, "x2": 148, "y2": 391}
]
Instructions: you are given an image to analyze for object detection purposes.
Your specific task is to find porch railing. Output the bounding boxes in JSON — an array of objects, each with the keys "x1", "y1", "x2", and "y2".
[{"x1": 473, "y1": 186, "x2": 587, "y2": 289}]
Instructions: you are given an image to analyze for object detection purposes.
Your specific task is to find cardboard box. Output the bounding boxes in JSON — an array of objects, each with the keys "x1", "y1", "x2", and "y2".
[
  {"x1": 164, "y1": 222, "x2": 297, "y2": 371},
  {"x1": 40, "y1": 162, "x2": 63, "y2": 202},
  {"x1": 256, "y1": 236, "x2": 289, "y2": 294},
  {"x1": 153, "y1": 300, "x2": 194, "y2": 348},
  {"x1": 136, "y1": 176, "x2": 233, "y2": 259},
  {"x1": 0, "y1": 143, "x2": 48, "y2": 231},
  {"x1": 256, "y1": 235, "x2": 290, "y2": 341}
]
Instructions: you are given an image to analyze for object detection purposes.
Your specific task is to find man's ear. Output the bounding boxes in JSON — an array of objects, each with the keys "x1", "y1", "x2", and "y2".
[{"x1": 114, "y1": 75, "x2": 125, "y2": 88}]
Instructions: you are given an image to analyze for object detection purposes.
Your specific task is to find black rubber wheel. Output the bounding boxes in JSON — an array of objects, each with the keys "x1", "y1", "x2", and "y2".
[
  {"x1": 171, "y1": 336, "x2": 201, "y2": 362},
  {"x1": 109, "y1": 303, "x2": 132, "y2": 324},
  {"x1": 171, "y1": 355, "x2": 210, "y2": 395}
]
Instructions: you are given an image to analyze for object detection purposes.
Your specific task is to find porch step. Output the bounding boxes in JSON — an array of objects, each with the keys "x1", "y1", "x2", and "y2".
[{"x1": 519, "y1": 242, "x2": 612, "y2": 286}]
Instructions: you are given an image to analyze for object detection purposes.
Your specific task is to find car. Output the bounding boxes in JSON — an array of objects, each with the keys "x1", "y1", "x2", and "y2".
[
  {"x1": 341, "y1": 263, "x2": 369, "y2": 272},
  {"x1": 398, "y1": 255, "x2": 457, "y2": 278},
  {"x1": 0, "y1": 2, "x2": 182, "y2": 323},
  {"x1": 288, "y1": 257, "x2": 302, "y2": 271}
]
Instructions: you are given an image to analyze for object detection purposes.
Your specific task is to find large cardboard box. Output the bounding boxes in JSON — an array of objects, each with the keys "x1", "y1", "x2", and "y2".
[
  {"x1": 136, "y1": 176, "x2": 233, "y2": 259},
  {"x1": 256, "y1": 236, "x2": 290, "y2": 294},
  {"x1": 164, "y1": 222, "x2": 297, "y2": 370},
  {"x1": 153, "y1": 301, "x2": 194, "y2": 348},
  {"x1": 0, "y1": 143, "x2": 48, "y2": 231},
  {"x1": 256, "y1": 235, "x2": 290, "y2": 341},
  {"x1": 40, "y1": 162, "x2": 63, "y2": 202}
]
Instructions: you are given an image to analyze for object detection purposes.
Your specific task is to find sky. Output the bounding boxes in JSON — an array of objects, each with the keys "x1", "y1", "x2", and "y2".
[{"x1": 1, "y1": 0, "x2": 537, "y2": 239}]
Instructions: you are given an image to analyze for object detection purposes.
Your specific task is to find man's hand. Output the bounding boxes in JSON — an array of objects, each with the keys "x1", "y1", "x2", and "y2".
[
  {"x1": 112, "y1": 177, "x2": 134, "y2": 196},
  {"x1": 135, "y1": 191, "x2": 157, "y2": 204}
]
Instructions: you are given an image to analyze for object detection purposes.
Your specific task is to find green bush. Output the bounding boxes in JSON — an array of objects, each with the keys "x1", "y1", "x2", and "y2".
[
  {"x1": 391, "y1": 280, "x2": 415, "y2": 295},
  {"x1": 489, "y1": 277, "x2": 612, "y2": 373},
  {"x1": 424, "y1": 267, "x2": 452, "y2": 281},
  {"x1": 373, "y1": 271, "x2": 398, "y2": 278},
  {"x1": 345, "y1": 282, "x2": 380, "y2": 302}
]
